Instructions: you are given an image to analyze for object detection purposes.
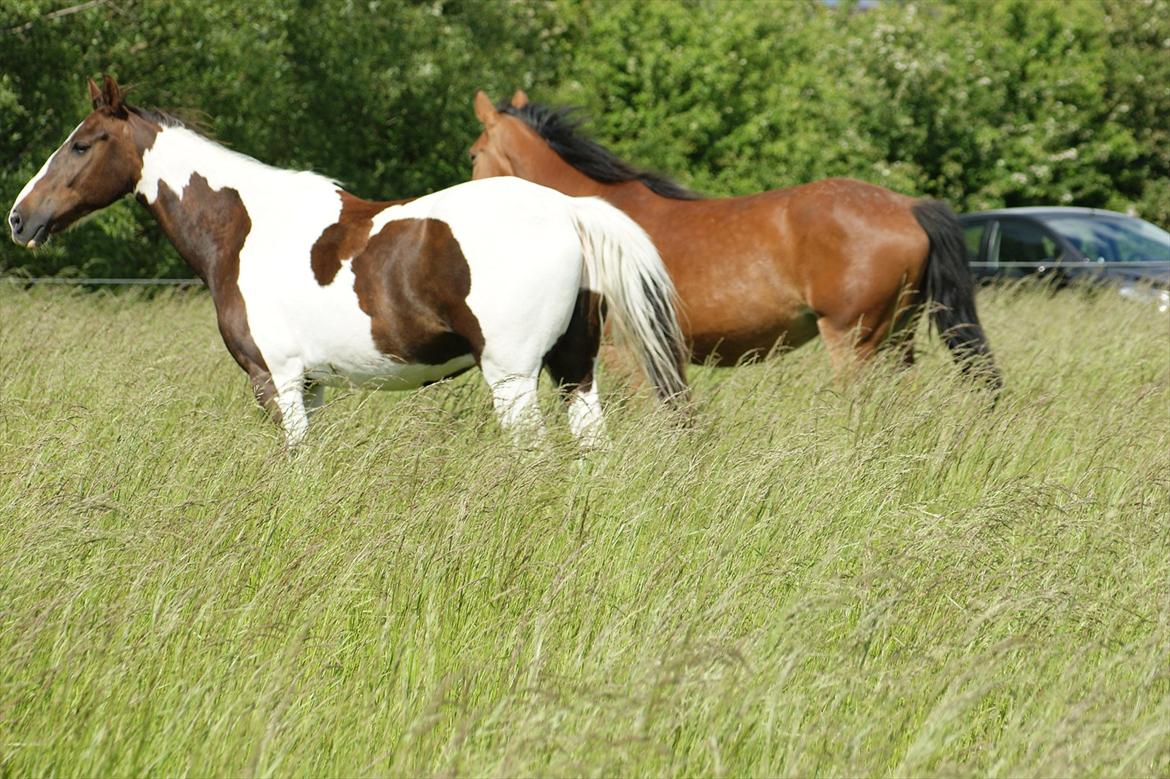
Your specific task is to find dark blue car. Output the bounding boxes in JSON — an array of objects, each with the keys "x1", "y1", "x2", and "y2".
[{"x1": 959, "y1": 207, "x2": 1170, "y2": 312}]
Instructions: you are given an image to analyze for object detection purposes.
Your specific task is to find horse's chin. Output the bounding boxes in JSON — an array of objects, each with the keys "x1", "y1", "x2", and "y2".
[{"x1": 25, "y1": 223, "x2": 53, "y2": 250}]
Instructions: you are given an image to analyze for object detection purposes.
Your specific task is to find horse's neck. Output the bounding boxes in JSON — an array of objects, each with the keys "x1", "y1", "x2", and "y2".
[
  {"x1": 509, "y1": 140, "x2": 596, "y2": 198},
  {"x1": 135, "y1": 128, "x2": 274, "y2": 288},
  {"x1": 134, "y1": 127, "x2": 322, "y2": 289},
  {"x1": 512, "y1": 141, "x2": 669, "y2": 218}
]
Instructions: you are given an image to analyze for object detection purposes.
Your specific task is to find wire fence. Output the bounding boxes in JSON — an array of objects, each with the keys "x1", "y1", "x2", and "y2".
[
  {"x1": 2, "y1": 260, "x2": 1165, "y2": 287},
  {"x1": 1, "y1": 276, "x2": 204, "y2": 286}
]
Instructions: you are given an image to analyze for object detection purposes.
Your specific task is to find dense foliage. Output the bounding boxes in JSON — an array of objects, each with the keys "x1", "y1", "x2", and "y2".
[{"x1": 2, "y1": 0, "x2": 1167, "y2": 278}]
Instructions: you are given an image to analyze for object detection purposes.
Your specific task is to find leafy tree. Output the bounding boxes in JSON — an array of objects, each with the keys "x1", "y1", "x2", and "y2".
[{"x1": 1, "y1": 0, "x2": 1164, "y2": 279}]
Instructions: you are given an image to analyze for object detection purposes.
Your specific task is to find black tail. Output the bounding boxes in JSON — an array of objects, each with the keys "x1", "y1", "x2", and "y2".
[{"x1": 912, "y1": 199, "x2": 1002, "y2": 390}]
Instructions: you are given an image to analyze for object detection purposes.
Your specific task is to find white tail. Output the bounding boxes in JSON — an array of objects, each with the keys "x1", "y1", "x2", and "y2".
[{"x1": 569, "y1": 196, "x2": 689, "y2": 403}]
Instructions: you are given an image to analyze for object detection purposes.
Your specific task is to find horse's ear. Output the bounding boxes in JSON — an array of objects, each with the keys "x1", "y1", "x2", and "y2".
[
  {"x1": 101, "y1": 74, "x2": 126, "y2": 114},
  {"x1": 474, "y1": 90, "x2": 498, "y2": 127},
  {"x1": 88, "y1": 77, "x2": 104, "y2": 108},
  {"x1": 510, "y1": 89, "x2": 529, "y2": 108}
]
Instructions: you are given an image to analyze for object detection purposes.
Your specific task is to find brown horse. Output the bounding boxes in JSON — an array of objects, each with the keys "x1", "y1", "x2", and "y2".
[{"x1": 470, "y1": 90, "x2": 1000, "y2": 385}]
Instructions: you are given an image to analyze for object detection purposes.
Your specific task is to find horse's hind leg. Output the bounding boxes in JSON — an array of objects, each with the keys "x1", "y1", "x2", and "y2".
[
  {"x1": 477, "y1": 322, "x2": 545, "y2": 443},
  {"x1": 566, "y1": 379, "x2": 605, "y2": 447},
  {"x1": 480, "y1": 364, "x2": 543, "y2": 445},
  {"x1": 817, "y1": 315, "x2": 877, "y2": 376},
  {"x1": 882, "y1": 286, "x2": 923, "y2": 368},
  {"x1": 545, "y1": 291, "x2": 606, "y2": 447},
  {"x1": 479, "y1": 333, "x2": 545, "y2": 445},
  {"x1": 817, "y1": 305, "x2": 897, "y2": 377},
  {"x1": 818, "y1": 280, "x2": 920, "y2": 376},
  {"x1": 547, "y1": 356, "x2": 605, "y2": 447}
]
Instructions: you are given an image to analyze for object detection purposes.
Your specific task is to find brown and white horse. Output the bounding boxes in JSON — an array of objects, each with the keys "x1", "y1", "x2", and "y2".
[
  {"x1": 470, "y1": 91, "x2": 1000, "y2": 386},
  {"x1": 9, "y1": 76, "x2": 688, "y2": 446}
]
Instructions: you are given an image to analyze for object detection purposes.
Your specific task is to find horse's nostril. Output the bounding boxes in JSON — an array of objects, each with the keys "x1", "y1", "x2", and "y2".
[{"x1": 8, "y1": 211, "x2": 22, "y2": 233}]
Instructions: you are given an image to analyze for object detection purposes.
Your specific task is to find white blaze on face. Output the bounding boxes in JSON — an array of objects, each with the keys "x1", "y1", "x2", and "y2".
[{"x1": 10, "y1": 121, "x2": 85, "y2": 248}]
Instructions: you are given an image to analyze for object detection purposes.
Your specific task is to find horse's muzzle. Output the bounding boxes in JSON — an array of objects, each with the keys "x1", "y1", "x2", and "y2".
[{"x1": 8, "y1": 207, "x2": 49, "y2": 249}]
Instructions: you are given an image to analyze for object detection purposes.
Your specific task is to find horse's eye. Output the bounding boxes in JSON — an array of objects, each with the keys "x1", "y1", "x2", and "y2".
[{"x1": 72, "y1": 141, "x2": 91, "y2": 155}]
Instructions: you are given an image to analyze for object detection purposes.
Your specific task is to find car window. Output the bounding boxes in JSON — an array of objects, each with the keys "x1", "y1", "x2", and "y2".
[
  {"x1": 990, "y1": 220, "x2": 1059, "y2": 265},
  {"x1": 963, "y1": 222, "x2": 987, "y2": 261},
  {"x1": 1040, "y1": 215, "x2": 1170, "y2": 262}
]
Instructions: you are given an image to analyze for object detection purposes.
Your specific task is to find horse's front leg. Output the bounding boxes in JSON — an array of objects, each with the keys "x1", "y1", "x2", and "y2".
[
  {"x1": 216, "y1": 312, "x2": 301, "y2": 440},
  {"x1": 245, "y1": 367, "x2": 281, "y2": 422},
  {"x1": 265, "y1": 361, "x2": 309, "y2": 447},
  {"x1": 245, "y1": 364, "x2": 310, "y2": 447}
]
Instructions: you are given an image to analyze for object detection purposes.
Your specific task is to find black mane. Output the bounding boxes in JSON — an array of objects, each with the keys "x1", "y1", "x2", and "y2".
[{"x1": 500, "y1": 101, "x2": 700, "y2": 200}]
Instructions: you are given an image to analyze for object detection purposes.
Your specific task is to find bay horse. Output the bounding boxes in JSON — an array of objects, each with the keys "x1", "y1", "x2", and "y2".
[
  {"x1": 9, "y1": 76, "x2": 688, "y2": 447},
  {"x1": 470, "y1": 90, "x2": 1000, "y2": 386}
]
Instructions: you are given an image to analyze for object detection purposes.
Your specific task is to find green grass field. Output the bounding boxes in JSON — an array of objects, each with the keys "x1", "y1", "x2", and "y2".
[{"x1": 0, "y1": 282, "x2": 1166, "y2": 777}]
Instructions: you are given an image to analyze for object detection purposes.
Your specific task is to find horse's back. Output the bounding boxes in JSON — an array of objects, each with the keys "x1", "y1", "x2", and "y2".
[
  {"x1": 400, "y1": 174, "x2": 582, "y2": 259},
  {"x1": 770, "y1": 177, "x2": 929, "y2": 266},
  {"x1": 721, "y1": 178, "x2": 929, "y2": 323}
]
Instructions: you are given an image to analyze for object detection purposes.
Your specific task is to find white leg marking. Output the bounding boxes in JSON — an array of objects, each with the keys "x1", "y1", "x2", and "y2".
[
  {"x1": 272, "y1": 364, "x2": 309, "y2": 447},
  {"x1": 566, "y1": 378, "x2": 607, "y2": 449},
  {"x1": 480, "y1": 359, "x2": 544, "y2": 445}
]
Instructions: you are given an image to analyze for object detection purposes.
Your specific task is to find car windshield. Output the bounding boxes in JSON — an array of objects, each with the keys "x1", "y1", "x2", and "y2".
[{"x1": 1039, "y1": 214, "x2": 1170, "y2": 262}]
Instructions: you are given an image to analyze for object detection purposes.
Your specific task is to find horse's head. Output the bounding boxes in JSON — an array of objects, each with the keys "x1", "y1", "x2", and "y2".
[
  {"x1": 468, "y1": 89, "x2": 531, "y2": 179},
  {"x1": 9, "y1": 75, "x2": 150, "y2": 248}
]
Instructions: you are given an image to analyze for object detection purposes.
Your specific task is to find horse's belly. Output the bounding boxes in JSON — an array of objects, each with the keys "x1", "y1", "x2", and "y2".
[
  {"x1": 240, "y1": 250, "x2": 474, "y2": 389},
  {"x1": 687, "y1": 300, "x2": 819, "y2": 364},
  {"x1": 307, "y1": 353, "x2": 475, "y2": 390},
  {"x1": 259, "y1": 290, "x2": 475, "y2": 390}
]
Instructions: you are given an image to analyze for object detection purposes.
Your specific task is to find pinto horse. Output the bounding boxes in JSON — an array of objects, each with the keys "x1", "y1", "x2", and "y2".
[
  {"x1": 470, "y1": 90, "x2": 1000, "y2": 385},
  {"x1": 9, "y1": 76, "x2": 688, "y2": 447}
]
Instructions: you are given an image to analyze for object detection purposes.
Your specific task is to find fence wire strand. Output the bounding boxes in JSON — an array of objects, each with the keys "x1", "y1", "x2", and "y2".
[{"x1": 2, "y1": 277, "x2": 204, "y2": 286}]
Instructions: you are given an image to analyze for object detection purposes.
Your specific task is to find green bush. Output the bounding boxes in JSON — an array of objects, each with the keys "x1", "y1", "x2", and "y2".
[{"x1": 2, "y1": 0, "x2": 1165, "y2": 279}]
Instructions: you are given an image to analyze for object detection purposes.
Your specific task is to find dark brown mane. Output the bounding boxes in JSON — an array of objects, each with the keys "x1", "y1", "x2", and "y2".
[
  {"x1": 500, "y1": 101, "x2": 701, "y2": 200},
  {"x1": 126, "y1": 103, "x2": 215, "y2": 137},
  {"x1": 128, "y1": 104, "x2": 186, "y2": 128}
]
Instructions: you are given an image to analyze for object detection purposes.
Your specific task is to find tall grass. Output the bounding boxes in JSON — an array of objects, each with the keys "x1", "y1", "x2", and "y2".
[{"x1": 0, "y1": 282, "x2": 1166, "y2": 777}]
